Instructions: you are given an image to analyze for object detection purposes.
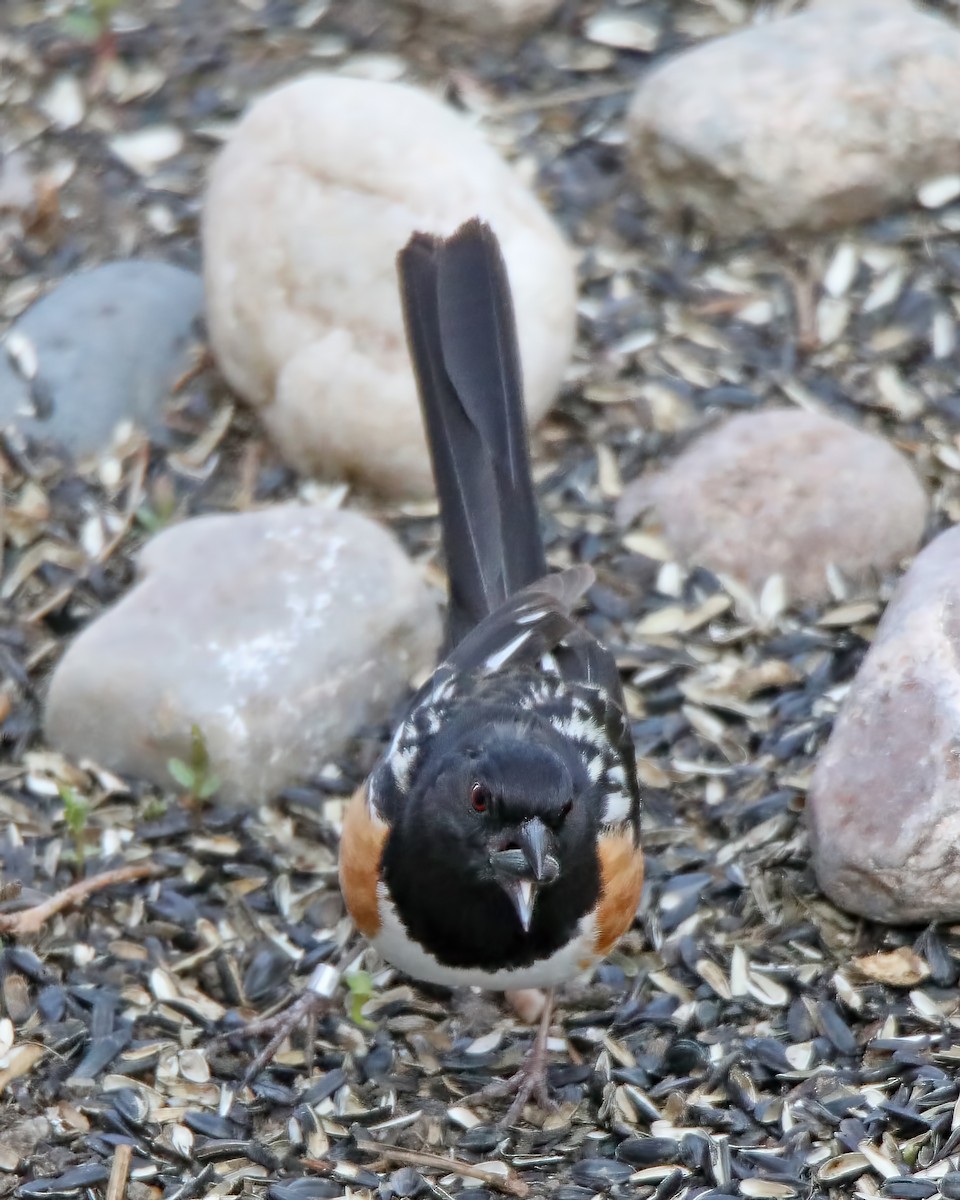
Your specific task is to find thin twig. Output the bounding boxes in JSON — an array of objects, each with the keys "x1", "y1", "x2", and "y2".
[
  {"x1": 105, "y1": 1143, "x2": 133, "y2": 1200},
  {"x1": 0, "y1": 863, "x2": 163, "y2": 936},
  {"x1": 351, "y1": 1139, "x2": 529, "y2": 1198},
  {"x1": 170, "y1": 345, "x2": 213, "y2": 394},
  {"x1": 487, "y1": 79, "x2": 634, "y2": 118}
]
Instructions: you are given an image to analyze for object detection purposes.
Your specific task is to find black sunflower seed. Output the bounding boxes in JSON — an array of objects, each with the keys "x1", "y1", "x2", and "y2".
[
  {"x1": 816, "y1": 1001, "x2": 858, "y2": 1055},
  {"x1": 183, "y1": 1112, "x2": 238, "y2": 1139},
  {"x1": 18, "y1": 1164, "x2": 109, "y2": 1197},
  {"x1": 570, "y1": 1159, "x2": 632, "y2": 1190},
  {"x1": 939, "y1": 1173, "x2": 960, "y2": 1199},
  {"x1": 301, "y1": 1068, "x2": 347, "y2": 1105},
  {"x1": 243, "y1": 943, "x2": 292, "y2": 1002},
  {"x1": 389, "y1": 1168, "x2": 426, "y2": 1198},
  {"x1": 617, "y1": 1137, "x2": 680, "y2": 1166},
  {"x1": 456, "y1": 1126, "x2": 500, "y2": 1154},
  {"x1": 268, "y1": 1180, "x2": 346, "y2": 1200},
  {"x1": 69, "y1": 1028, "x2": 131, "y2": 1081},
  {"x1": 881, "y1": 1179, "x2": 937, "y2": 1199},
  {"x1": 653, "y1": 1169, "x2": 686, "y2": 1200}
]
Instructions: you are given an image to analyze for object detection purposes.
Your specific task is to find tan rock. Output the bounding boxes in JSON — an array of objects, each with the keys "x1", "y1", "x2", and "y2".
[
  {"x1": 616, "y1": 409, "x2": 927, "y2": 605},
  {"x1": 809, "y1": 526, "x2": 960, "y2": 923},
  {"x1": 203, "y1": 74, "x2": 577, "y2": 497},
  {"x1": 627, "y1": 0, "x2": 960, "y2": 234},
  {"x1": 45, "y1": 506, "x2": 441, "y2": 805}
]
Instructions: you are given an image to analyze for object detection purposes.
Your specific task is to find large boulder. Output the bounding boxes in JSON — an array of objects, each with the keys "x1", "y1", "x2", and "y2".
[{"x1": 203, "y1": 74, "x2": 577, "y2": 498}]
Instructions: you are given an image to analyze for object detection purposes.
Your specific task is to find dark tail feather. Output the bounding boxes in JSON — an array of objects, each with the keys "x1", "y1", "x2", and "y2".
[{"x1": 398, "y1": 218, "x2": 547, "y2": 646}]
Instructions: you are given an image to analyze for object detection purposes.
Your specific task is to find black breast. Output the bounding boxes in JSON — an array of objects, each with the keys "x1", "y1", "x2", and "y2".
[{"x1": 381, "y1": 824, "x2": 600, "y2": 972}]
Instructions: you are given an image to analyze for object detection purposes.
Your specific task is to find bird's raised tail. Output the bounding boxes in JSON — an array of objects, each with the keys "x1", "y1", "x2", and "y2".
[{"x1": 397, "y1": 219, "x2": 547, "y2": 647}]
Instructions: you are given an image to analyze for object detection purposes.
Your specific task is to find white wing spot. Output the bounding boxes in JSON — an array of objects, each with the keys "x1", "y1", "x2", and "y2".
[
  {"x1": 541, "y1": 653, "x2": 560, "y2": 674},
  {"x1": 388, "y1": 718, "x2": 411, "y2": 758},
  {"x1": 602, "y1": 789, "x2": 632, "y2": 826},
  {"x1": 390, "y1": 744, "x2": 417, "y2": 791},
  {"x1": 484, "y1": 630, "x2": 531, "y2": 672},
  {"x1": 430, "y1": 674, "x2": 456, "y2": 704},
  {"x1": 553, "y1": 709, "x2": 601, "y2": 746}
]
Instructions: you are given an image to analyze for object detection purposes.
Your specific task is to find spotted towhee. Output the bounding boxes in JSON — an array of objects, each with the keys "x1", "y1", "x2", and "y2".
[{"x1": 339, "y1": 219, "x2": 644, "y2": 1121}]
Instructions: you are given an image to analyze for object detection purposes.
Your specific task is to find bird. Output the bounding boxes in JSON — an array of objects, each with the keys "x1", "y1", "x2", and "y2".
[{"x1": 337, "y1": 217, "x2": 644, "y2": 1122}]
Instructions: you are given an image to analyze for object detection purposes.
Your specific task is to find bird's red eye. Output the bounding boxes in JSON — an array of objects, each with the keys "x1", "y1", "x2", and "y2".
[{"x1": 471, "y1": 783, "x2": 489, "y2": 813}]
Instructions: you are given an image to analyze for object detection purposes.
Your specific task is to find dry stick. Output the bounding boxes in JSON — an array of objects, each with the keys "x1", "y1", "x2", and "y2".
[
  {"x1": 105, "y1": 1143, "x2": 133, "y2": 1200},
  {"x1": 24, "y1": 443, "x2": 149, "y2": 624},
  {"x1": 170, "y1": 346, "x2": 214, "y2": 395},
  {"x1": 787, "y1": 262, "x2": 820, "y2": 355},
  {"x1": 489, "y1": 79, "x2": 633, "y2": 117},
  {"x1": 351, "y1": 1139, "x2": 529, "y2": 1199},
  {"x1": 0, "y1": 863, "x2": 163, "y2": 936}
]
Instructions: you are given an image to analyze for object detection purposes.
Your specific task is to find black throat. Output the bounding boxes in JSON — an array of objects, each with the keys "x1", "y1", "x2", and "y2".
[{"x1": 382, "y1": 830, "x2": 600, "y2": 971}]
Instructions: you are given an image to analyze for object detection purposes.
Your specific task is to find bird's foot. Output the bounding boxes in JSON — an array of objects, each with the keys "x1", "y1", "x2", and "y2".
[
  {"x1": 465, "y1": 988, "x2": 558, "y2": 1124},
  {"x1": 212, "y1": 963, "x2": 341, "y2": 1087},
  {"x1": 474, "y1": 1039, "x2": 558, "y2": 1125}
]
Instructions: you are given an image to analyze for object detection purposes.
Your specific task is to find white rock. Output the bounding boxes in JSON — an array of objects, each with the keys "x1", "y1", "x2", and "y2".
[
  {"x1": 44, "y1": 505, "x2": 441, "y2": 805},
  {"x1": 203, "y1": 73, "x2": 577, "y2": 498}
]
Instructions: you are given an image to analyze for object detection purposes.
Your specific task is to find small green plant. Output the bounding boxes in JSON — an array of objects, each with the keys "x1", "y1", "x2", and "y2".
[
  {"x1": 59, "y1": 785, "x2": 89, "y2": 873},
  {"x1": 141, "y1": 794, "x2": 168, "y2": 821},
  {"x1": 61, "y1": 0, "x2": 123, "y2": 44},
  {"x1": 168, "y1": 725, "x2": 222, "y2": 804},
  {"x1": 136, "y1": 476, "x2": 178, "y2": 534},
  {"x1": 345, "y1": 970, "x2": 375, "y2": 1028}
]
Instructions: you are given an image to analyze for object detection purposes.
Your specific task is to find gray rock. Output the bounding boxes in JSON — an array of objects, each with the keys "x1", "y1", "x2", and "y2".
[
  {"x1": 616, "y1": 409, "x2": 927, "y2": 606},
  {"x1": 809, "y1": 526, "x2": 960, "y2": 922},
  {"x1": 0, "y1": 260, "x2": 203, "y2": 455},
  {"x1": 44, "y1": 505, "x2": 441, "y2": 805},
  {"x1": 627, "y1": 0, "x2": 960, "y2": 235}
]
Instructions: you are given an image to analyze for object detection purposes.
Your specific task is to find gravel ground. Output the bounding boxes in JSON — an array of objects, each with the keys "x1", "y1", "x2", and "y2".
[{"x1": 4, "y1": 2, "x2": 960, "y2": 1199}]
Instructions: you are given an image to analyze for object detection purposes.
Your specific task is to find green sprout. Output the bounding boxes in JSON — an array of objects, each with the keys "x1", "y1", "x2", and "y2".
[
  {"x1": 141, "y1": 794, "x2": 168, "y2": 821},
  {"x1": 59, "y1": 785, "x2": 89, "y2": 874},
  {"x1": 61, "y1": 0, "x2": 124, "y2": 44},
  {"x1": 136, "y1": 476, "x2": 178, "y2": 534},
  {"x1": 168, "y1": 725, "x2": 222, "y2": 805},
  {"x1": 345, "y1": 970, "x2": 376, "y2": 1028}
]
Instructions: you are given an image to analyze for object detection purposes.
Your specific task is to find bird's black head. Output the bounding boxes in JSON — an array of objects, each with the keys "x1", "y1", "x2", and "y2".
[{"x1": 381, "y1": 715, "x2": 602, "y2": 971}]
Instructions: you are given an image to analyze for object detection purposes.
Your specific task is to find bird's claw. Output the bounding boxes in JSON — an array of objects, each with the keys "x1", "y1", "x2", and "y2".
[
  {"x1": 211, "y1": 963, "x2": 341, "y2": 1087},
  {"x1": 465, "y1": 1033, "x2": 558, "y2": 1125}
]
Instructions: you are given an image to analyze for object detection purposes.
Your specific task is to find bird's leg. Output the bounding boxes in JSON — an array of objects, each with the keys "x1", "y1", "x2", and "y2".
[
  {"x1": 468, "y1": 987, "x2": 558, "y2": 1123},
  {"x1": 211, "y1": 962, "x2": 341, "y2": 1087}
]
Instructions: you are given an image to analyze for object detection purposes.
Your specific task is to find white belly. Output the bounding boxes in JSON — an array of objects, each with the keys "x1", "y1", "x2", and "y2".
[{"x1": 373, "y1": 886, "x2": 599, "y2": 991}]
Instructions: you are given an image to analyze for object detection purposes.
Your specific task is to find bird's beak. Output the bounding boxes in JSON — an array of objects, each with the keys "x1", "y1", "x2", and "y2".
[{"x1": 490, "y1": 817, "x2": 560, "y2": 932}]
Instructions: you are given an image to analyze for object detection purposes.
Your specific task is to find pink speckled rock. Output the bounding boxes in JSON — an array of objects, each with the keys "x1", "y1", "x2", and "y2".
[
  {"x1": 810, "y1": 526, "x2": 960, "y2": 923},
  {"x1": 617, "y1": 409, "x2": 927, "y2": 605}
]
